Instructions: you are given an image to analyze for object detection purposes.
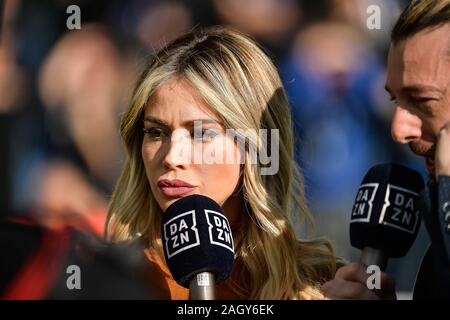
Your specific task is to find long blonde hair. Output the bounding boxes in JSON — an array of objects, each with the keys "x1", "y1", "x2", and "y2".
[{"x1": 106, "y1": 26, "x2": 337, "y2": 299}]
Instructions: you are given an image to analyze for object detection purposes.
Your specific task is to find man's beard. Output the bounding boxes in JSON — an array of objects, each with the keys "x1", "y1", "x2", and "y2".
[
  {"x1": 409, "y1": 142, "x2": 434, "y2": 157},
  {"x1": 409, "y1": 141, "x2": 436, "y2": 184}
]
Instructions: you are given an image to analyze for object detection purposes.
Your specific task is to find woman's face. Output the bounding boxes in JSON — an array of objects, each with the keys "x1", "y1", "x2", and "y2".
[{"x1": 141, "y1": 78, "x2": 242, "y2": 217}]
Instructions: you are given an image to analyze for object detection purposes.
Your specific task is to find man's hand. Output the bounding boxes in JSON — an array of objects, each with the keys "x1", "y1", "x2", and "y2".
[
  {"x1": 322, "y1": 262, "x2": 397, "y2": 300},
  {"x1": 436, "y1": 121, "x2": 450, "y2": 178}
]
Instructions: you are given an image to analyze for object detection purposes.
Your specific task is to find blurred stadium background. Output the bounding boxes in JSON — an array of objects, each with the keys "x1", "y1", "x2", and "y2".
[{"x1": 0, "y1": 0, "x2": 429, "y2": 299}]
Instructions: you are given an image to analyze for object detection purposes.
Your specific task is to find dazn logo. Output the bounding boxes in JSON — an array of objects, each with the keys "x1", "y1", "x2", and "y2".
[{"x1": 163, "y1": 210, "x2": 200, "y2": 258}]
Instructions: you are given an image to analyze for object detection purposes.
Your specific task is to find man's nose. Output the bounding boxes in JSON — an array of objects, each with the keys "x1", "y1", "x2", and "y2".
[
  {"x1": 163, "y1": 129, "x2": 191, "y2": 169},
  {"x1": 391, "y1": 106, "x2": 422, "y2": 144}
]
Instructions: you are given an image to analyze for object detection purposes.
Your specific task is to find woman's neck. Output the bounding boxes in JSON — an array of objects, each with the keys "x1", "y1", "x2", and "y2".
[{"x1": 222, "y1": 192, "x2": 245, "y2": 233}]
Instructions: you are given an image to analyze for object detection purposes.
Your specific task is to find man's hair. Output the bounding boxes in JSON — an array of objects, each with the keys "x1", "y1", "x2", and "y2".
[{"x1": 391, "y1": 0, "x2": 450, "y2": 44}]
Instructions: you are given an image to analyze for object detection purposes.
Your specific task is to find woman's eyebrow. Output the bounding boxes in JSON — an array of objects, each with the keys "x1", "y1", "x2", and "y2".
[
  {"x1": 143, "y1": 116, "x2": 170, "y2": 128},
  {"x1": 182, "y1": 119, "x2": 222, "y2": 127},
  {"x1": 143, "y1": 117, "x2": 222, "y2": 128}
]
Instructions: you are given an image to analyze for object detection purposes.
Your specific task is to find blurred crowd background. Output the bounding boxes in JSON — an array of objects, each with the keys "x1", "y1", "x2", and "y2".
[{"x1": 0, "y1": 0, "x2": 431, "y2": 298}]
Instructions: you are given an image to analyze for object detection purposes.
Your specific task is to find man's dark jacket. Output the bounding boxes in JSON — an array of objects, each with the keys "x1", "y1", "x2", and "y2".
[{"x1": 413, "y1": 176, "x2": 450, "y2": 299}]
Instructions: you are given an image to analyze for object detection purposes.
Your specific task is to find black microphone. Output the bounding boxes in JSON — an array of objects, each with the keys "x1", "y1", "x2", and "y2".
[
  {"x1": 350, "y1": 163, "x2": 425, "y2": 270},
  {"x1": 162, "y1": 194, "x2": 234, "y2": 300}
]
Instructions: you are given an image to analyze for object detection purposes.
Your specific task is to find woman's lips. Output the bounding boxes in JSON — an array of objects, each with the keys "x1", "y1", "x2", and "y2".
[
  {"x1": 159, "y1": 186, "x2": 196, "y2": 197},
  {"x1": 157, "y1": 179, "x2": 196, "y2": 197}
]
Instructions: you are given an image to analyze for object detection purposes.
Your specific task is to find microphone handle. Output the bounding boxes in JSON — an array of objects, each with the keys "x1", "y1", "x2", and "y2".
[
  {"x1": 359, "y1": 246, "x2": 388, "y2": 271},
  {"x1": 189, "y1": 272, "x2": 216, "y2": 300}
]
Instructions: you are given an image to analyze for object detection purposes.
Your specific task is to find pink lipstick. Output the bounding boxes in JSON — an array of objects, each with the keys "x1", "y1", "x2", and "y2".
[{"x1": 157, "y1": 179, "x2": 196, "y2": 197}]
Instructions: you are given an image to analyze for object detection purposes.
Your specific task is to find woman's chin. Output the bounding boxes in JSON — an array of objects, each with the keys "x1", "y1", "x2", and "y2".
[
  {"x1": 156, "y1": 191, "x2": 226, "y2": 212},
  {"x1": 157, "y1": 193, "x2": 197, "y2": 212}
]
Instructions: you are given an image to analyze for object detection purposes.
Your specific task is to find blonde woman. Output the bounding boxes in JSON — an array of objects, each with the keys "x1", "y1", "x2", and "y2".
[{"x1": 106, "y1": 26, "x2": 337, "y2": 299}]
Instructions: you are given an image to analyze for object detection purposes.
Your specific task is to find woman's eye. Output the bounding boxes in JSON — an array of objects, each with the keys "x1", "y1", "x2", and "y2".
[
  {"x1": 195, "y1": 129, "x2": 219, "y2": 142},
  {"x1": 202, "y1": 129, "x2": 219, "y2": 141},
  {"x1": 143, "y1": 128, "x2": 167, "y2": 140}
]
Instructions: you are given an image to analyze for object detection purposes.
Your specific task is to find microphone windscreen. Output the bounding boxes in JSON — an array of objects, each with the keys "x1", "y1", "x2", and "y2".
[
  {"x1": 350, "y1": 163, "x2": 425, "y2": 257},
  {"x1": 162, "y1": 194, "x2": 234, "y2": 288}
]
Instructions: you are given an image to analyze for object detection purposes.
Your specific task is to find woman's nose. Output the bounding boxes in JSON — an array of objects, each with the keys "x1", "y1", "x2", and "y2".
[
  {"x1": 391, "y1": 106, "x2": 422, "y2": 144},
  {"x1": 162, "y1": 129, "x2": 191, "y2": 169}
]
